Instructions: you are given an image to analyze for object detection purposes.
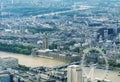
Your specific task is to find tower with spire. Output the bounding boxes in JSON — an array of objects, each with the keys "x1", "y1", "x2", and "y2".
[{"x1": 42, "y1": 33, "x2": 49, "y2": 50}]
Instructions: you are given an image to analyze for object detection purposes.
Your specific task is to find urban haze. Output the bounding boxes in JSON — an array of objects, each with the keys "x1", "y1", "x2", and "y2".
[{"x1": 0, "y1": 0, "x2": 120, "y2": 82}]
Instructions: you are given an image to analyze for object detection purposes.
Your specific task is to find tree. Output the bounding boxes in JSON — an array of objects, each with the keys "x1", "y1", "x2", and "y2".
[
  {"x1": 0, "y1": 42, "x2": 35, "y2": 55},
  {"x1": 73, "y1": 47, "x2": 80, "y2": 53},
  {"x1": 68, "y1": 40, "x2": 76, "y2": 46},
  {"x1": 64, "y1": 45, "x2": 70, "y2": 50}
]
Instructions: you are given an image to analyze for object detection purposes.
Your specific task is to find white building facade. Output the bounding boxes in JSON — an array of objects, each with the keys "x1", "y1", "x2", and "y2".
[{"x1": 67, "y1": 65, "x2": 82, "y2": 82}]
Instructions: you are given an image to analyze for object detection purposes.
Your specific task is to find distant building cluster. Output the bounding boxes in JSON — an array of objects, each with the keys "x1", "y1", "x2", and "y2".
[{"x1": 0, "y1": 0, "x2": 120, "y2": 82}]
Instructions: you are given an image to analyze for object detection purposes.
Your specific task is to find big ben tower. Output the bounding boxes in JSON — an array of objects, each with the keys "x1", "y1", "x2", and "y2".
[{"x1": 42, "y1": 33, "x2": 49, "y2": 49}]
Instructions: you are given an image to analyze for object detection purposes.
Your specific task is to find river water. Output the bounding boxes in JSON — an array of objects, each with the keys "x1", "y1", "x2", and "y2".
[
  {"x1": 0, "y1": 51, "x2": 120, "y2": 82},
  {"x1": 0, "y1": 51, "x2": 64, "y2": 67},
  {"x1": 84, "y1": 67, "x2": 120, "y2": 82}
]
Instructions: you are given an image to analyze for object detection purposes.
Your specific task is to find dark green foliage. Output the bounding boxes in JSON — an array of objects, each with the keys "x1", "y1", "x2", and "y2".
[
  {"x1": 97, "y1": 80, "x2": 101, "y2": 82},
  {"x1": 49, "y1": 43, "x2": 57, "y2": 49},
  {"x1": 102, "y1": 49, "x2": 106, "y2": 54},
  {"x1": 63, "y1": 45, "x2": 70, "y2": 50},
  {"x1": 109, "y1": 62, "x2": 120, "y2": 67},
  {"x1": 73, "y1": 47, "x2": 79, "y2": 53},
  {"x1": 28, "y1": 28, "x2": 59, "y2": 34},
  {"x1": 19, "y1": 64, "x2": 30, "y2": 71},
  {"x1": 0, "y1": 42, "x2": 35, "y2": 55},
  {"x1": 68, "y1": 40, "x2": 76, "y2": 46},
  {"x1": 89, "y1": 49, "x2": 99, "y2": 53}
]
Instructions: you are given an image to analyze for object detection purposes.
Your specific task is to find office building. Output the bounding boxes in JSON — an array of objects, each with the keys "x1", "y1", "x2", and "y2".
[
  {"x1": 67, "y1": 65, "x2": 82, "y2": 82},
  {"x1": 104, "y1": 30, "x2": 108, "y2": 41}
]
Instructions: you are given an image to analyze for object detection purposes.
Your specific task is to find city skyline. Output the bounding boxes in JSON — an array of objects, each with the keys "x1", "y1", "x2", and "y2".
[{"x1": 0, "y1": 0, "x2": 120, "y2": 82}]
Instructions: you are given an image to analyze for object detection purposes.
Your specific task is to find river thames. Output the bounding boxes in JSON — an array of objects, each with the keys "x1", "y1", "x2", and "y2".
[
  {"x1": 0, "y1": 51, "x2": 120, "y2": 82},
  {"x1": 0, "y1": 51, "x2": 64, "y2": 67}
]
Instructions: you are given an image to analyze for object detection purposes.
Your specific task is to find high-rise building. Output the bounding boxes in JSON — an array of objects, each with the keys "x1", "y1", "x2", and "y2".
[
  {"x1": 104, "y1": 30, "x2": 108, "y2": 41},
  {"x1": 36, "y1": 74, "x2": 41, "y2": 82},
  {"x1": 0, "y1": 3, "x2": 3, "y2": 23},
  {"x1": 118, "y1": 33, "x2": 120, "y2": 42},
  {"x1": 99, "y1": 35, "x2": 103, "y2": 43},
  {"x1": 67, "y1": 65, "x2": 82, "y2": 82},
  {"x1": 42, "y1": 33, "x2": 49, "y2": 49}
]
